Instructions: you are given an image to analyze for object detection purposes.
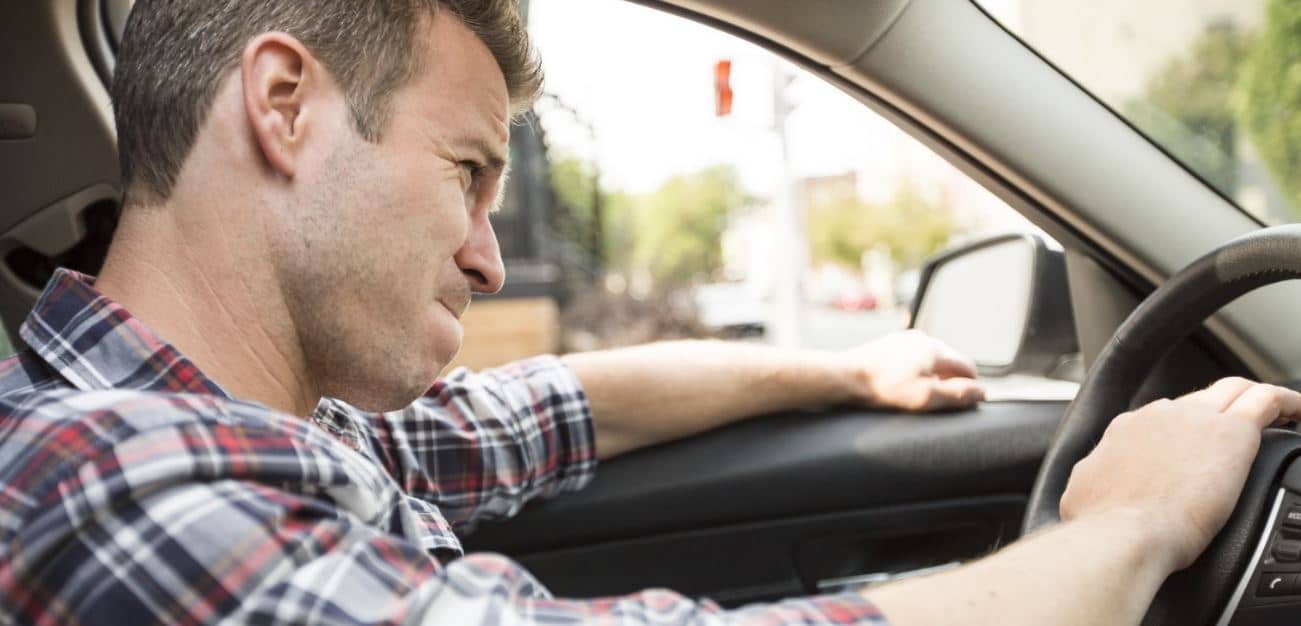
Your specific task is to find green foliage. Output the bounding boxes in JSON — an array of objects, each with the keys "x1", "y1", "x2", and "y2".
[
  {"x1": 553, "y1": 158, "x2": 953, "y2": 289},
  {"x1": 598, "y1": 190, "x2": 636, "y2": 274},
  {"x1": 550, "y1": 156, "x2": 598, "y2": 217},
  {"x1": 1127, "y1": 24, "x2": 1255, "y2": 195},
  {"x1": 550, "y1": 160, "x2": 745, "y2": 288},
  {"x1": 807, "y1": 180, "x2": 956, "y2": 270},
  {"x1": 1238, "y1": 0, "x2": 1301, "y2": 214},
  {"x1": 548, "y1": 154, "x2": 602, "y2": 257},
  {"x1": 629, "y1": 165, "x2": 748, "y2": 286},
  {"x1": 808, "y1": 192, "x2": 875, "y2": 268}
]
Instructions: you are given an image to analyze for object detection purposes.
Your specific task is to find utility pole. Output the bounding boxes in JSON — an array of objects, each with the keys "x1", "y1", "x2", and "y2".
[{"x1": 770, "y1": 62, "x2": 805, "y2": 350}]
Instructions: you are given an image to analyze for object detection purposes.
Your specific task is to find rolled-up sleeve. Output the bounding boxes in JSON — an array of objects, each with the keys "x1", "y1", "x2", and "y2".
[{"x1": 364, "y1": 355, "x2": 598, "y2": 529}]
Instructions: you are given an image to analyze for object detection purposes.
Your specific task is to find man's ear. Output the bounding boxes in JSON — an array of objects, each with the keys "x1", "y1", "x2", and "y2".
[{"x1": 240, "y1": 33, "x2": 323, "y2": 179}]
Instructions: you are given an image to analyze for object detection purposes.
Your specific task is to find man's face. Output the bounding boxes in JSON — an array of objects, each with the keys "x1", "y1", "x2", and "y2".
[{"x1": 272, "y1": 11, "x2": 510, "y2": 412}]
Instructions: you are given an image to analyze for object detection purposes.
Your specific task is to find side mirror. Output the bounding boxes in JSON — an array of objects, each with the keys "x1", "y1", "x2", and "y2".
[{"x1": 910, "y1": 234, "x2": 1078, "y2": 378}]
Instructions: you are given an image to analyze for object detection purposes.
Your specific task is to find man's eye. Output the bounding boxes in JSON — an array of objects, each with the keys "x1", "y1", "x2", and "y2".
[{"x1": 458, "y1": 160, "x2": 484, "y2": 184}]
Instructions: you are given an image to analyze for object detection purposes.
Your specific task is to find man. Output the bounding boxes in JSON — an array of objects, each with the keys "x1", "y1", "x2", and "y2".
[{"x1": 0, "y1": 1, "x2": 1294, "y2": 625}]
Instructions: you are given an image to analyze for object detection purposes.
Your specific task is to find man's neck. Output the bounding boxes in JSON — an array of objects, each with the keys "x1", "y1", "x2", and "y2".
[{"x1": 95, "y1": 201, "x2": 320, "y2": 416}]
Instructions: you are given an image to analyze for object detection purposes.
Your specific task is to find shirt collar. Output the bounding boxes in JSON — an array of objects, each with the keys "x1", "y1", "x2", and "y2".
[{"x1": 19, "y1": 268, "x2": 232, "y2": 398}]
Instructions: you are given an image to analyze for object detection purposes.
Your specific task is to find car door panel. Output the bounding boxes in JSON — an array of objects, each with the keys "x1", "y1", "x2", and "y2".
[
  {"x1": 489, "y1": 496, "x2": 1022, "y2": 607},
  {"x1": 463, "y1": 401, "x2": 1063, "y2": 603}
]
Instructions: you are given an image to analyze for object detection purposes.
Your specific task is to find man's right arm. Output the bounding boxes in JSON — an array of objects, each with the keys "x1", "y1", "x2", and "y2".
[
  {"x1": 865, "y1": 377, "x2": 1301, "y2": 626},
  {"x1": 7, "y1": 475, "x2": 891, "y2": 625},
  {"x1": 866, "y1": 508, "x2": 1170, "y2": 625}
]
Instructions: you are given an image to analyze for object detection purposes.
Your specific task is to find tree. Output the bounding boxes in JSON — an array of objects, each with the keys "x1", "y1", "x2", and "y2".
[
  {"x1": 596, "y1": 190, "x2": 636, "y2": 276},
  {"x1": 630, "y1": 165, "x2": 747, "y2": 287},
  {"x1": 807, "y1": 180, "x2": 956, "y2": 270},
  {"x1": 1238, "y1": 0, "x2": 1301, "y2": 214},
  {"x1": 808, "y1": 192, "x2": 878, "y2": 268},
  {"x1": 1127, "y1": 23, "x2": 1255, "y2": 196},
  {"x1": 550, "y1": 155, "x2": 599, "y2": 216},
  {"x1": 548, "y1": 154, "x2": 604, "y2": 265}
]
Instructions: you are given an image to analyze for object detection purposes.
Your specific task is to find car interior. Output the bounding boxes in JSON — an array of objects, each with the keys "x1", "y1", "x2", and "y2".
[{"x1": 4, "y1": 1, "x2": 1301, "y2": 624}]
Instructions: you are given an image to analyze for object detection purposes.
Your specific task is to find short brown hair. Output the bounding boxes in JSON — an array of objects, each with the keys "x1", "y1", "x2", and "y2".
[{"x1": 112, "y1": 0, "x2": 543, "y2": 203}]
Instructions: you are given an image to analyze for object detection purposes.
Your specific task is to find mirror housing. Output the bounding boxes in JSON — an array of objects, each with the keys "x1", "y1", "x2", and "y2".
[{"x1": 910, "y1": 234, "x2": 1078, "y2": 378}]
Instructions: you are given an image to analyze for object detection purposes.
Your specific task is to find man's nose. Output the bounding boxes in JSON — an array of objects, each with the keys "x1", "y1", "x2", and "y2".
[{"x1": 454, "y1": 216, "x2": 505, "y2": 295}]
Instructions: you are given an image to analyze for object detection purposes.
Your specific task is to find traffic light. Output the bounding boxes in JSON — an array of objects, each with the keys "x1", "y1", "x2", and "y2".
[{"x1": 715, "y1": 60, "x2": 732, "y2": 117}]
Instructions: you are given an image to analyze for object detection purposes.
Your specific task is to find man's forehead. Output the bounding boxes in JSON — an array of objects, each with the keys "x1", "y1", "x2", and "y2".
[{"x1": 414, "y1": 9, "x2": 511, "y2": 144}]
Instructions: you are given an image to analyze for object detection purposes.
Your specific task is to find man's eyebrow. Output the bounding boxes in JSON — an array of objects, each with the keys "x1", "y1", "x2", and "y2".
[{"x1": 463, "y1": 137, "x2": 508, "y2": 171}]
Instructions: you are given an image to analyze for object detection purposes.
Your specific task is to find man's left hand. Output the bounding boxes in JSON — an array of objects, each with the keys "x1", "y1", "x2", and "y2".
[{"x1": 839, "y1": 330, "x2": 986, "y2": 412}]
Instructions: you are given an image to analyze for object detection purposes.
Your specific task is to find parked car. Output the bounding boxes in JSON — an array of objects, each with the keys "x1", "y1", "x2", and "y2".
[{"x1": 830, "y1": 288, "x2": 879, "y2": 312}]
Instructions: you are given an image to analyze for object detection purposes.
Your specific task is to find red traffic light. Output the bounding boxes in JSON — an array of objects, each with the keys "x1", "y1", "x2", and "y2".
[{"x1": 715, "y1": 60, "x2": 733, "y2": 117}]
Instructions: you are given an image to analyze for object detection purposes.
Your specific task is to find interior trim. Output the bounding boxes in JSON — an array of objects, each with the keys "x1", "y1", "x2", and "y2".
[{"x1": 1216, "y1": 488, "x2": 1284, "y2": 626}]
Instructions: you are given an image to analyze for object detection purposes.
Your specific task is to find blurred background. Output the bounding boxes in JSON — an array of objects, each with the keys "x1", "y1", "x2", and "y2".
[{"x1": 450, "y1": 0, "x2": 1298, "y2": 371}]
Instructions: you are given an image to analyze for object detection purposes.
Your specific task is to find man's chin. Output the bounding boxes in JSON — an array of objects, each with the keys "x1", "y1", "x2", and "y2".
[
  {"x1": 336, "y1": 315, "x2": 462, "y2": 412},
  {"x1": 430, "y1": 324, "x2": 463, "y2": 372},
  {"x1": 335, "y1": 373, "x2": 441, "y2": 413}
]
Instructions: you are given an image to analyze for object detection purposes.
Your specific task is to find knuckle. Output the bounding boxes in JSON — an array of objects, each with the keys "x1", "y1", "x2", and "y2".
[
  {"x1": 1106, "y1": 411, "x2": 1136, "y2": 435},
  {"x1": 1069, "y1": 456, "x2": 1095, "y2": 480},
  {"x1": 1219, "y1": 376, "x2": 1253, "y2": 389},
  {"x1": 1060, "y1": 469, "x2": 1093, "y2": 521},
  {"x1": 1059, "y1": 497, "x2": 1076, "y2": 521}
]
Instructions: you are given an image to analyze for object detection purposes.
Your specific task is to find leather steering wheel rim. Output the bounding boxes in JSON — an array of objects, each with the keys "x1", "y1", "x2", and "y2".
[
  {"x1": 1025, "y1": 224, "x2": 1301, "y2": 532},
  {"x1": 1021, "y1": 225, "x2": 1301, "y2": 624}
]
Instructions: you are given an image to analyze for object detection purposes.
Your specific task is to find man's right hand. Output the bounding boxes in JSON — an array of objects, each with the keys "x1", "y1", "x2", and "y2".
[
  {"x1": 866, "y1": 378, "x2": 1301, "y2": 626},
  {"x1": 1061, "y1": 377, "x2": 1301, "y2": 572}
]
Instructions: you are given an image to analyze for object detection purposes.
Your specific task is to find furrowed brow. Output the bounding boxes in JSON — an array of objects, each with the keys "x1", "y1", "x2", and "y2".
[{"x1": 470, "y1": 138, "x2": 508, "y2": 172}]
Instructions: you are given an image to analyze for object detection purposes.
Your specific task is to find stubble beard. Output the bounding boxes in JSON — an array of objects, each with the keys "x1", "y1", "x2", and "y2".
[{"x1": 274, "y1": 144, "x2": 439, "y2": 413}]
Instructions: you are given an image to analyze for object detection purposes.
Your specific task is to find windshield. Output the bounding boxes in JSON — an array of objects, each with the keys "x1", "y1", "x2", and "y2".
[{"x1": 975, "y1": 0, "x2": 1301, "y2": 224}]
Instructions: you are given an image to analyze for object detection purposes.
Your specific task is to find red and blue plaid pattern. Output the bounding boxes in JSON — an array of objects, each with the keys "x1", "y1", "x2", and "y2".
[{"x1": 0, "y1": 269, "x2": 889, "y2": 625}]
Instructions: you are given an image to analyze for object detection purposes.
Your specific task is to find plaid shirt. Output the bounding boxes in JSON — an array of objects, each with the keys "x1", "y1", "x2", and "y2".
[{"x1": 0, "y1": 269, "x2": 889, "y2": 625}]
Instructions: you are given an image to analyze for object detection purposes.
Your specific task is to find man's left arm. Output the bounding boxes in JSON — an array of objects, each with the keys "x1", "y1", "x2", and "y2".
[
  {"x1": 563, "y1": 330, "x2": 985, "y2": 459},
  {"x1": 360, "y1": 330, "x2": 980, "y2": 529}
]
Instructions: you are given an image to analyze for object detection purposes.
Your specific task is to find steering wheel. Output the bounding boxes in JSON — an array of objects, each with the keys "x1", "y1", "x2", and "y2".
[{"x1": 1023, "y1": 224, "x2": 1301, "y2": 625}]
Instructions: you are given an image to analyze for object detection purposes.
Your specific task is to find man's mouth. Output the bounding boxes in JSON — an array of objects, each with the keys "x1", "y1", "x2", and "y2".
[{"x1": 437, "y1": 298, "x2": 465, "y2": 321}]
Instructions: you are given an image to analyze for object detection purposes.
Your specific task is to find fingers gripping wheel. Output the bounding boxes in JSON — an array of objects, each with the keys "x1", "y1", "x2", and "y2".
[{"x1": 1022, "y1": 225, "x2": 1301, "y2": 625}]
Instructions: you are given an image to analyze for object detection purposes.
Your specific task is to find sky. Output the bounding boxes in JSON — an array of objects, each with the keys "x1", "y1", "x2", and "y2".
[
  {"x1": 526, "y1": 0, "x2": 949, "y2": 200},
  {"x1": 524, "y1": 0, "x2": 1035, "y2": 239}
]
